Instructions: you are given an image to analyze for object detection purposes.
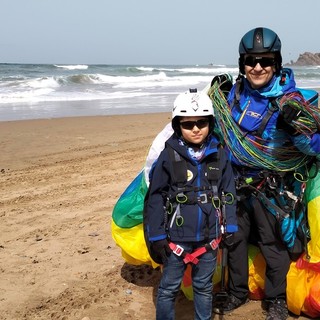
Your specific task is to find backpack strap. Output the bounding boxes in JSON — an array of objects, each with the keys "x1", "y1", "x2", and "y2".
[
  {"x1": 206, "y1": 147, "x2": 222, "y2": 207},
  {"x1": 166, "y1": 143, "x2": 223, "y2": 203},
  {"x1": 253, "y1": 98, "x2": 279, "y2": 137},
  {"x1": 166, "y1": 143, "x2": 188, "y2": 188},
  {"x1": 230, "y1": 75, "x2": 243, "y2": 112}
]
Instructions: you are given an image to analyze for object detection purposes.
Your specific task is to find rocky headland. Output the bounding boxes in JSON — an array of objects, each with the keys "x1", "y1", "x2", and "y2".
[{"x1": 287, "y1": 52, "x2": 320, "y2": 66}]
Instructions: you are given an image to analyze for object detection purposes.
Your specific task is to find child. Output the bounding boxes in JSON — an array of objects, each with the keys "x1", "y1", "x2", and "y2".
[{"x1": 144, "y1": 89, "x2": 238, "y2": 320}]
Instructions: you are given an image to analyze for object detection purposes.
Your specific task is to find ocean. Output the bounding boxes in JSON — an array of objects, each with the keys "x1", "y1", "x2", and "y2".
[{"x1": 1, "y1": 63, "x2": 320, "y2": 122}]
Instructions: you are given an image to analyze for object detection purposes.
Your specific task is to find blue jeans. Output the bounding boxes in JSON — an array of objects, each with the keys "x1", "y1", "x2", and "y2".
[{"x1": 156, "y1": 242, "x2": 217, "y2": 320}]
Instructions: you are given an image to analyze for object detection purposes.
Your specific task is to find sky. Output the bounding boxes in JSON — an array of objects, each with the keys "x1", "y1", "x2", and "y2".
[{"x1": 1, "y1": 0, "x2": 320, "y2": 66}]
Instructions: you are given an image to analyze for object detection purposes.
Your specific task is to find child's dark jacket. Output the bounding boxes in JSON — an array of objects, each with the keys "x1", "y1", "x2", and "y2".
[{"x1": 145, "y1": 133, "x2": 238, "y2": 244}]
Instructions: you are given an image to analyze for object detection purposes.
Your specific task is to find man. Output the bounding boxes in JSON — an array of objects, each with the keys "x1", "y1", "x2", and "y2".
[{"x1": 210, "y1": 27, "x2": 320, "y2": 320}]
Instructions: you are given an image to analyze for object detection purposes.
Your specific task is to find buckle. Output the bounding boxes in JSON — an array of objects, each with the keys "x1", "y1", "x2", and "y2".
[
  {"x1": 209, "y1": 238, "x2": 220, "y2": 250},
  {"x1": 198, "y1": 193, "x2": 208, "y2": 204},
  {"x1": 172, "y1": 244, "x2": 184, "y2": 256}
]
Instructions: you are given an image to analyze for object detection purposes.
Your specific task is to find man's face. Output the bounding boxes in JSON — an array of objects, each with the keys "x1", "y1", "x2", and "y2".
[{"x1": 244, "y1": 53, "x2": 276, "y2": 89}]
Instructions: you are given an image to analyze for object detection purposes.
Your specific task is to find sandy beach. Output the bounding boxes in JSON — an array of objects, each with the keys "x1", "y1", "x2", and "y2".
[{"x1": 0, "y1": 113, "x2": 311, "y2": 320}]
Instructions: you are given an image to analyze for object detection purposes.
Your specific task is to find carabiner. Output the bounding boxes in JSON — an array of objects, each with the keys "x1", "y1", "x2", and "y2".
[
  {"x1": 225, "y1": 192, "x2": 235, "y2": 205},
  {"x1": 176, "y1": 193, "x2": 188, "y2": 204},
  {"x1": 212, "y1": 197, "x2": 221, "y2": 209},
  {"x1": 167, "y1": 202, "x2": 173, "y2": 214},
  {"x1": 293, "y1": 171, "x2": 309, "y2": 183},
  {"x1": 176, "y1": 215, "x2": 184, "y2": 227}
]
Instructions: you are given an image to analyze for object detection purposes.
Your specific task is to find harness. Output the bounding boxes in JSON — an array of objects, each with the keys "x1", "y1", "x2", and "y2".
[
  {"x1": 166, "y1": 143, "x2": 222, "y2": 203},
  {"x1": 236, "y1": 168, "x2": 311, "y2": 259},
  {"x1": 164, "y1": 144, "x2": 228, "y2": 264},
  {"x1": 236, "y1": 170, "x2": 301, "y2": 217}
]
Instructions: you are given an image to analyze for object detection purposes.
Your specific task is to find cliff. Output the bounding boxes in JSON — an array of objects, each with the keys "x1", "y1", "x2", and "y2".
[{"x1": 288, "y1": 52, "x2": 320, "y2": 66}]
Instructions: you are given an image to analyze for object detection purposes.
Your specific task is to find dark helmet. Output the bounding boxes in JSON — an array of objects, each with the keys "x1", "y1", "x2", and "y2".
[{"x1": 238, "y1": 27, "x2": 282, "y2": 75}]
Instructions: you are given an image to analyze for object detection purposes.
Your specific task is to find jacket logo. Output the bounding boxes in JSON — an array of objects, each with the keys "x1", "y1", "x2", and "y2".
[
  {"x1": 187, "y1": 170, "x2": 193, "y2": 181},
  {"x1": 246, "y1": 111, "x2": 261, "y2": 119}
]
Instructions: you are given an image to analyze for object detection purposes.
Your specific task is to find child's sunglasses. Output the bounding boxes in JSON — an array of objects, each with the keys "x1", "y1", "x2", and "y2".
[{"x1": 179, "y1": 119, "x2": 209, "y2": 130}]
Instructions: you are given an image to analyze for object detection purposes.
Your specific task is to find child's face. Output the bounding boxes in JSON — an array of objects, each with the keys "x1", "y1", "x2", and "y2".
[{"x1": 179, "y1": 116, "x2": 210, "y2": 145}]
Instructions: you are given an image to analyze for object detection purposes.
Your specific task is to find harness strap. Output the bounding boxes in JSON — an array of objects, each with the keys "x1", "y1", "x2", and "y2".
[
  {"x1": 230, "y1": 75, "x2": 243, "y2": 112},
  {"x1": 254, "y1": 99, "x2": 279, "y2": 137},
  {"x1": 230, "y1": 77, "x2": 283, "y2": 138},
  {"x1": 167, "y1": 144, "x2": 188, "y2": 187},
  {"x1": 246, "y1": 183, "x2": 290, "y2": 219},
  {"x1": 169, "y1": 238, "x2": 221, "y2": 265}
]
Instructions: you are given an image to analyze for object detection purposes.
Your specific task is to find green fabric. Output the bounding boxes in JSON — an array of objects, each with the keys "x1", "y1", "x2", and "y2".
[
  {"x1": 112, "y1": 171, "x2": 147, "y2": 228},
  {"x1": 305, "y1": 164, "x2": 320, "y2": 202}
]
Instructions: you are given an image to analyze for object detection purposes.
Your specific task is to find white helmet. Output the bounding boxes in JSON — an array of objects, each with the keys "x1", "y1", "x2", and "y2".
[
  {"x1": 172, "y1": 88, "x2": 214, "y2": 119},
  {"x1": 172, "y1": 89, "x2": 214, "y2": 135}
]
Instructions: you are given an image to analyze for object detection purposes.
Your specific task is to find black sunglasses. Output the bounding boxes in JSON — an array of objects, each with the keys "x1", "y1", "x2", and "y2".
[
  {"x1": 244, "y1": 56, "x2": 275, "y2": 68},
  {"x1": 180, "y1": 119, "x2": 209, "y2": 130}
]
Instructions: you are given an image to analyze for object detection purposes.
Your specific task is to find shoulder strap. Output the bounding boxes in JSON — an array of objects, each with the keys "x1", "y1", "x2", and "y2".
[
  {"x1": 167, "y1": 143, "x2": 224, "y2": 191},
  {"x1": 206, "y1": 147, "x2": 223, "y2": 205},
  {"x1": 254, "y1": 98, "x2": 279, "y2": 137},
  {"x1": 230, "y1": 75, "x2": 243, "y2": 112},
  {"x1": 206, "y1": 147, "x2": 222, "y2": 183},
  {"x1": 166, "y1": 143, "x2": 188, "y2": 187}
]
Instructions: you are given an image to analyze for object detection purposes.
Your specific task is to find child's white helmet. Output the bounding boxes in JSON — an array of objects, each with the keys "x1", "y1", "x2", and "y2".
[
  {"x1": 172, "y1": 89, "x2": 214, "y2": 135},
  {"x1": 172, "y1": 88, "x2": 214, "y2": 119}
]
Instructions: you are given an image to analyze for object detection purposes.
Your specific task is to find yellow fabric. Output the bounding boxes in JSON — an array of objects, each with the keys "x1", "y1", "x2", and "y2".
[
  {"x1": 302, "y1": 272, "x2": 320, "y2": 316},
  {"x1": 307, "y1": 197, "x2": 320, "y2": 263},
  {"x1": 248, "y1": 252, "x2": 266, "y2": 298},
  {"x1": 111, "y1": 220, "x2": 159, "y2": 268},
  {"x1": 287, "y1": 262, "x2": 308, "y2": 315},
  {"x1": 287, "y1": 263, "x2": 320, "y2": 316}
]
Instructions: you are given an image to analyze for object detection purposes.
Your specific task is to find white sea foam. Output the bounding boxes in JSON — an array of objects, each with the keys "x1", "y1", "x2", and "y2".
[
  {"x1": 0, "y1": 63, "x2": 319, "y2": 121},
  {"x1": 54, "y1": 64, "x2": 89, "y2": 70}
]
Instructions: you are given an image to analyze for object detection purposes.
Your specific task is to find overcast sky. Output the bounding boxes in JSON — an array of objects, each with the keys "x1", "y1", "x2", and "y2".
[{"x1": 1, "y1": 0, "x2": 319, "y2": 65}]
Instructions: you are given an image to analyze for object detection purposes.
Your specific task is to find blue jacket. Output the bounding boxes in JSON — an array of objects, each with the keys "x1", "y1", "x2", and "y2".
[
  {"x1": 145, "y1": 133, "x2": 238, "y2": 243},
  {"x1": 226, "y1": 68, "x2": 320, "y2": 172}
]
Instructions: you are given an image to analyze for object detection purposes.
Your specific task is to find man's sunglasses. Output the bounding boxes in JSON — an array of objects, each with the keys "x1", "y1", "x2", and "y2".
[
  {"x1": 179, "y1": 119, "x2": 209, "y2": 130},
  {"x1": 244, "y1": 56, "x2": 275, "y2": 68}
]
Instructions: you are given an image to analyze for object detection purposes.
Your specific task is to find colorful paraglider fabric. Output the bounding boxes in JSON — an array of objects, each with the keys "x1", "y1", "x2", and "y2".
[
  {"x1": 287, "y1": 261, "x2": 320, "y2": 317},
  {"x1": 305, "y1": 164, "x2": 320, "y2": 264},
  {"x1": 248, "y1": 245, "x2": 266, "y2": 300},
  {"x1": 285, "y1": 163, "x2": 320, "y2": 318},
  {"x1": 111, "y1": 170, "x2": 156, "y2": 266},
  {"x1": 143, "y1": 122, "x2": 173, "y2": 183},
  {"x1": 111, "y1": 123, "x2": 173, "y2": 268}
]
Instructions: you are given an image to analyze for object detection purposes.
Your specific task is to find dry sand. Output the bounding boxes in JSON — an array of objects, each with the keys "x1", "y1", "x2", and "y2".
[{"x1": 0, "y1": 113, "x2": 311, "y2": 320}]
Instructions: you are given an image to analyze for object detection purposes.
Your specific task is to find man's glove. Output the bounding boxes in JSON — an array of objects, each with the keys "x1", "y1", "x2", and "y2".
[
  {"x1": 151, "y1": 239, "x2": 171, "y2": 264},
  {"x1": 281, "y1": 102, "x2": 301, "y2": 125},
  {"x1": 277, "y1": 101, "x2": 301, "y2": 135},
  {"x1": 210, "y1": 74, "x2": 233, "y2": 98}
]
